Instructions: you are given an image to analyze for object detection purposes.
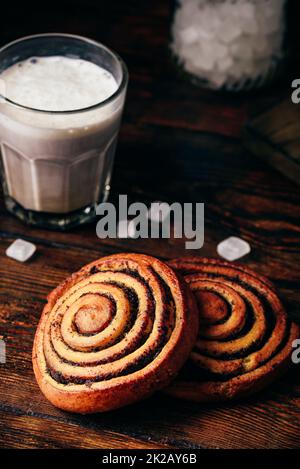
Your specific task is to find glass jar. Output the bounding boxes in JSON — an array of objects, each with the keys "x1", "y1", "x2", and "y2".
[{"x1": 171, "y1": 0, "x2": 287, "y2": 91}]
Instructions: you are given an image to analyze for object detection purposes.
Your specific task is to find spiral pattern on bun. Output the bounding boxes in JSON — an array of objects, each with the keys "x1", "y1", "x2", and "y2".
[
  {"x1": 33, "y1": 253, "x2": 199, "y2": 413},
  {"x1": 166, "y1": 257, "x2": 300, "y2": 402}
]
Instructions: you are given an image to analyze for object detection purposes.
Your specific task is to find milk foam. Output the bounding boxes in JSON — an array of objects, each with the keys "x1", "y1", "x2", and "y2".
[{"x1": 0, "y1": 56, "x2": 118, "y2": 111}]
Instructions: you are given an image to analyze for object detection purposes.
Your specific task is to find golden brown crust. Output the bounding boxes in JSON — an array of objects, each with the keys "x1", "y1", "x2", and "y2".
[
  {"x1": 165, "y1": 257, "x2": 300, "y2": 402},
  {"x1": 32, "y1": 253, "x2": 199, "y2": 413}
]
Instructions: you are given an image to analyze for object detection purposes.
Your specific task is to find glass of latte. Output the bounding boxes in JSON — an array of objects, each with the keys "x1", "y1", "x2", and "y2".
[{"x1": 0, "y1": 34, "x2": 128, "y2": 229}]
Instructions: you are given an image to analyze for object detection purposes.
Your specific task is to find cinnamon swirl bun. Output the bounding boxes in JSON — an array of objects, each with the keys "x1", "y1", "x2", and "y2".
[
  {"x1": 33, "y1": 253, "x2": 199, "y2": 413},
  {"x1": 166, "y1": 257, "x2": 300, "y2": 402}
]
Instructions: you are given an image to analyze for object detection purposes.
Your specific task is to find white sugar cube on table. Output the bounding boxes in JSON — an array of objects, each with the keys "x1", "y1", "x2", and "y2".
[
  {"x1": 6, "y1": 238, "x2": 36, "y2": 262},
  {"x1": 217, "y1": 236, "x2": 251, "y2": 262}
]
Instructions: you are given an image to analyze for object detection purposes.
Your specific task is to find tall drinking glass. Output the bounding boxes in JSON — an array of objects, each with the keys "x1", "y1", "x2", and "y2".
[{"x1": 0, "y1": 33, "x2": 128, "y2": 229}]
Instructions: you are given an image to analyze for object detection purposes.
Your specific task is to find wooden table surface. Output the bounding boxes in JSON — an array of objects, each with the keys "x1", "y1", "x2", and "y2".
[{"x1": 1, "y1": 0, "x2": 300, "y2": 450}]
